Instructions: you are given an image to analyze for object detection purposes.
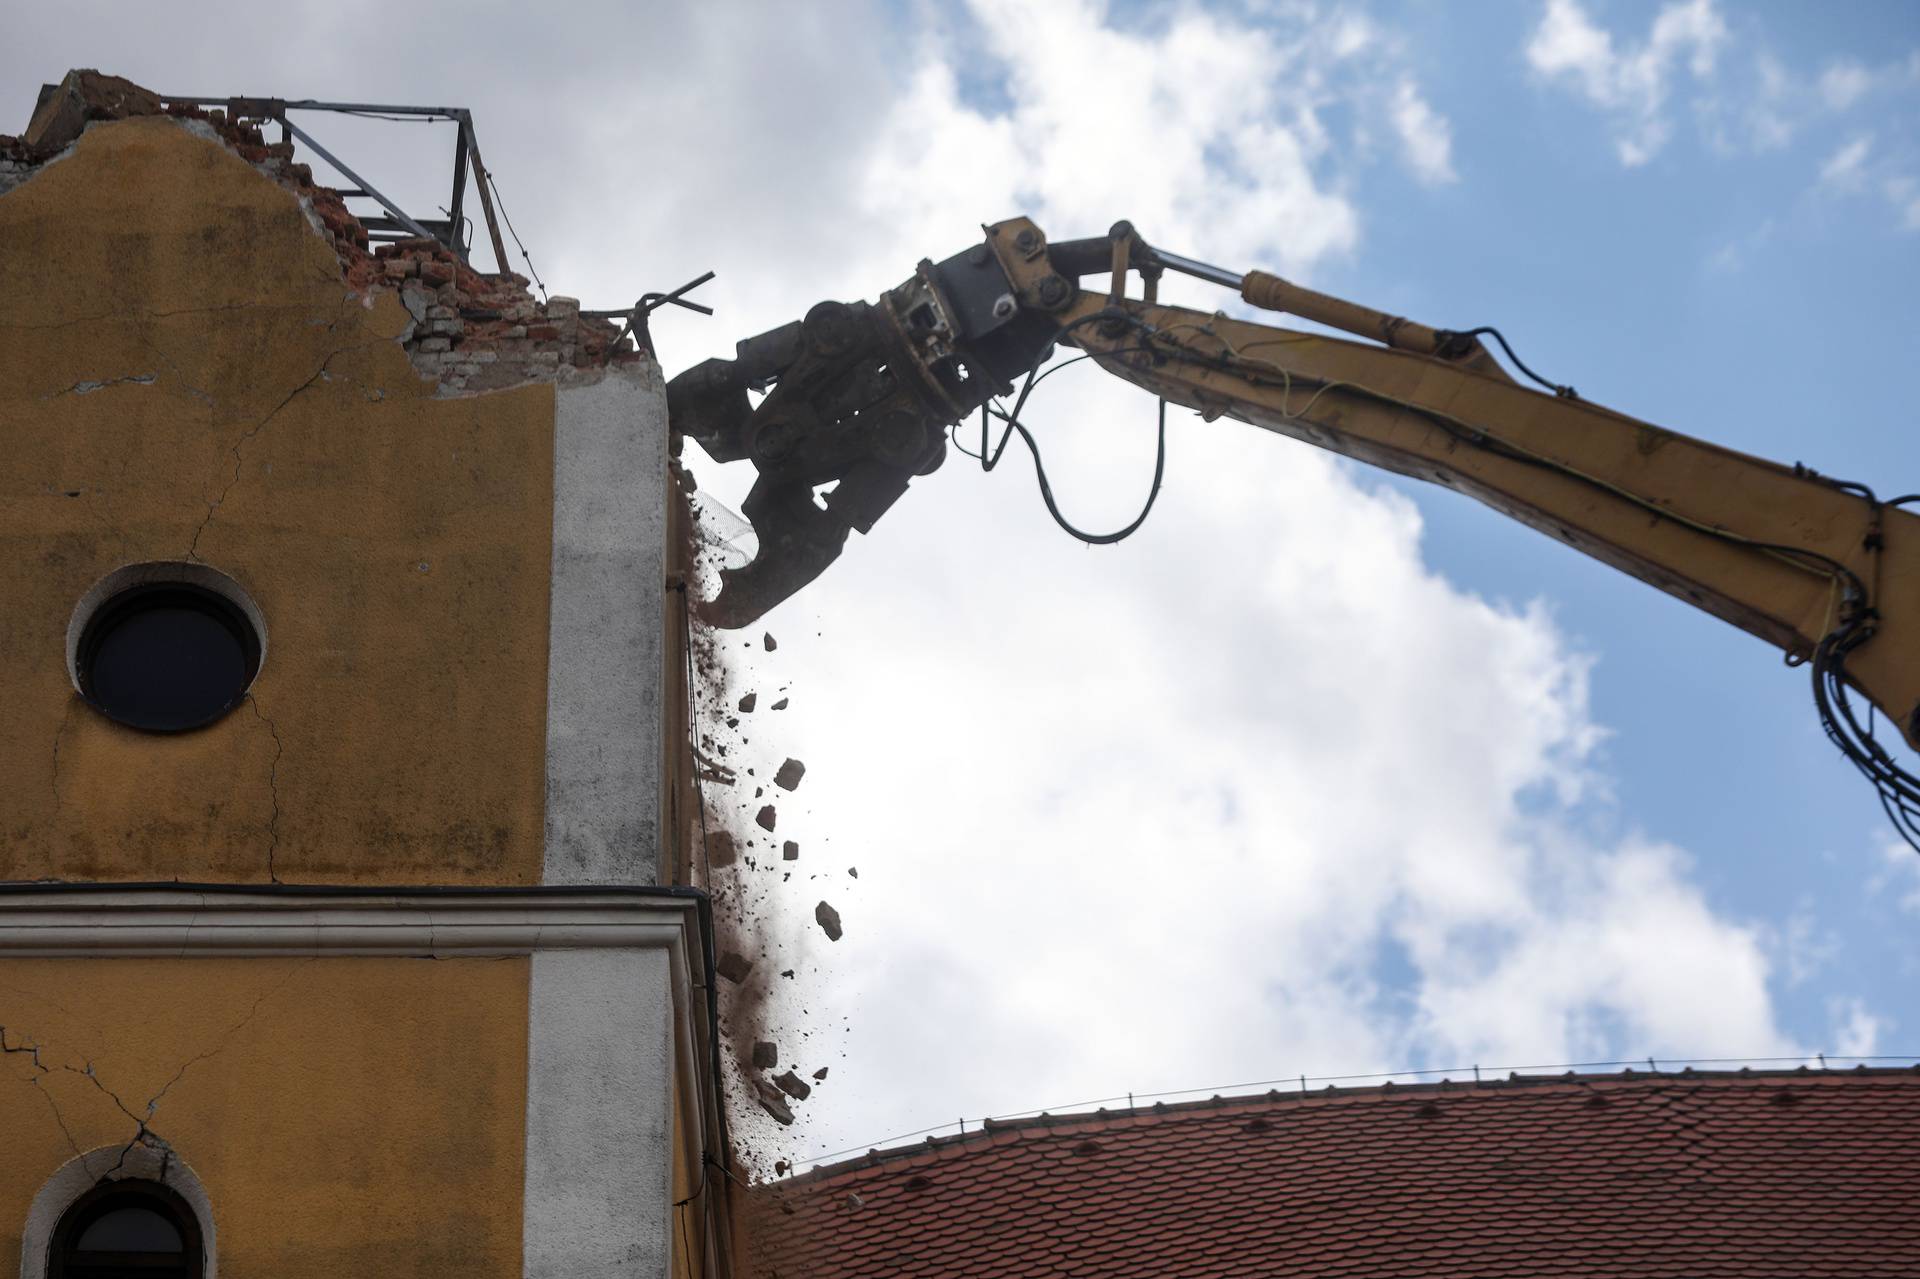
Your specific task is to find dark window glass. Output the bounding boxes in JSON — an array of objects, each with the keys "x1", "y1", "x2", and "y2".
[
  {"x1": 76, "y1": 583, "x2": 261, "y2": 732},
  {"x1": 74, "y1": 1207, "x2": 183, "y2": 1253},
  {"x1": 49, "y1": 1181, "x2": 202, "y2": 1279}
]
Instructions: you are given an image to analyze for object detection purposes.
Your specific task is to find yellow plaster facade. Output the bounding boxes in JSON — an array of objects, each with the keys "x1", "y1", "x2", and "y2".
[
  {"x1": 0, "y1": 89, "x2": 732, "y2": 1278},
  {"x1": 0, "y1": 116, "x2": 556, "y2": 885},
  {"x1": 0, "y1": 956, "x2": 530, "y2": 1277}
]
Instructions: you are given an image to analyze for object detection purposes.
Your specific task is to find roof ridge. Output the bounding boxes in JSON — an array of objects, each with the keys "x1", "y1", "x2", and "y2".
[{"x1": 767, "y1": 1064, "x2": 1920, "y2": 1188}]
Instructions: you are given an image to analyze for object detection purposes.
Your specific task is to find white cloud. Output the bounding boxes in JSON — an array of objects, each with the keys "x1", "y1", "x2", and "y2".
[
  {"x1": 1389, "y1": 79, "x2": 1458, "y2": 184},
  {"x1": 1820, "y1": 60, "x2": 1875, "y2": 111},
  {"x1": 1526, "y1": 0, "x2": 1729, "y2": 165},
  {"x1": 1829, "y1": 997, "x2": 1885, "y2": 1057},
  {"x1": 1820, "y1": 135, "x2": 1873, "y2": 189},
  {"x1": 1874, "y1": 839, "x2": 1920, "y2": 912},
  {"x1": 0, "y1": 0, "x2": 1839, "y2": 1169}
]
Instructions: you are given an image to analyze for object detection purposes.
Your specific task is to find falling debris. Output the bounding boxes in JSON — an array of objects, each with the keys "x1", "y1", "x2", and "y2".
[
  {"x1": 780, "y1": 969, "x2": 795, "y2": 979},
  {"x1": 707, "y1": 830, "x2": 737, "y2": 868},
  {"x1": 774, "y1": 1070, "x2": 812, "y2": 1101},
  {"x1": 782, "y1": 840, "x2": 799, "y2": 860},
  {"x1": 812, "y1": 1067, "x2": 830, "y2": 1081},
  {"x1": 756, "y1": 804, "x2": 778, "y2": 831},
  {"x1": 848, "y1": 867, "x2": 858, "y2": 878},
  {"x1": 815, "y1": 901, "x2": 843, "y2": 941},
  {"x1": 755, "y1": 1082, "x2": 796, "y2": 1126},
  {"x1": 738, "y1": 692, "x2": 757, "y2": 713},
  {"x1": 717, "y1": 951, "x2": 755, "y2": 984},
  {"x1": 763, "y1": 632, "x2": 778, "y2": 651},
  {"x1": 774, "y1": 758, "x2": 806, "y2": 792},
  {"x1": 771, "y1": 697, "x2": 789, "y2": 710},
  {"x1": 752, "y1": 1041, "x2": 778, "y2": 1069}
]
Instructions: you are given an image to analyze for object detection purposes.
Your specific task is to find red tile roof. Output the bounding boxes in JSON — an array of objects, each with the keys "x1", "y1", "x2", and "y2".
[{"x1": 740, "y1": 1068, "x2": 1920, "y2": 1277}]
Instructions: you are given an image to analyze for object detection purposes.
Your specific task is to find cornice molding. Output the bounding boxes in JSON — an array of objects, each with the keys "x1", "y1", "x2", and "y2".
[{"x1": 0, "y1": 887, "x2": 698, "y2": 957}]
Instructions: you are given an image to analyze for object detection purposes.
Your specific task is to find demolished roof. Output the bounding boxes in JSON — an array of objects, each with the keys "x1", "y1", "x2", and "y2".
[{"x1": 742, "y1": 1066, "x2": 1920, "y2": 1277}]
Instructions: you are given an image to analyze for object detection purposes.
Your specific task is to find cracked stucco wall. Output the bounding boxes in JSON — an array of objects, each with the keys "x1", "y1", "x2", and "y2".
[
  {"x1": 0, "y1": 115, "x2": 573, "y2": 883},
  {"x1": 0, "y1": 955, "x2": 530, "y2": 1276}
]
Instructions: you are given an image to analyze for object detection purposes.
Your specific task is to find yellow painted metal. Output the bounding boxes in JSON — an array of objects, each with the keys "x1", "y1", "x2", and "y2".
[{"x1": 987, "y1": 217, "x2": 1919, "y2": 748}]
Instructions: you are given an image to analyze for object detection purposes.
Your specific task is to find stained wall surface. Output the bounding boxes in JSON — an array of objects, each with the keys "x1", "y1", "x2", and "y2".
[
  {"x1": 0, "y1": 955, "x2": 531, "y2": 1278},
  {"x1": 0, "y1": 116, "x2": 558, "y2": 884}
]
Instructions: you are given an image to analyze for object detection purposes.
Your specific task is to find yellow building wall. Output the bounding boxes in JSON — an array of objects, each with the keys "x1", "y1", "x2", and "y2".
[
  {"x1": 0, "y1": 116, "x2": 557, "y2": 885},
  {"x1": 0, "y1": 955, "x2": 530, "y2": 1277}
]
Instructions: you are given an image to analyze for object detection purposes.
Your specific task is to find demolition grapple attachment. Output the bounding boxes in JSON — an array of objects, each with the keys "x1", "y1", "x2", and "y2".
[{"x1": 667, "y1": 235, "x2": 1061, "y2": 627}]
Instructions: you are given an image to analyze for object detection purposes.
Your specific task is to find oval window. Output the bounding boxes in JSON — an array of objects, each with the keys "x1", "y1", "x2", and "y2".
[{"x1": 73, "y1": 577, "x2": 263, "y2": 732}]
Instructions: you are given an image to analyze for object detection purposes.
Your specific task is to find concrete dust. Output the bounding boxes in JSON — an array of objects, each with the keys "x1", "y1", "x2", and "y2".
[{"x1": 676, "y1": 466, "x2": 855, "y2": 1175}]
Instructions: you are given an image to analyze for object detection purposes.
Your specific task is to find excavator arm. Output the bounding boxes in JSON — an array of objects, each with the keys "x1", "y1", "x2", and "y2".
[{"x1": 668, "y1": 218, "x2": 1920, "y2": 829}]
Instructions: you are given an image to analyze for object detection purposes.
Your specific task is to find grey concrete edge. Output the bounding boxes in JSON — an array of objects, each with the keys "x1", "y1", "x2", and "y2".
[{"x1": 544, "y1": 362, "x2": 669, "y2": 887}]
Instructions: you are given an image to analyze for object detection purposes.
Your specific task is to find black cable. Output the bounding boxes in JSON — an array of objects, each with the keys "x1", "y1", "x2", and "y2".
[
  {"x1": 1453, "y1": 326, "x2": 1577, "y2": 399},
  {"x1": 970, "y1": 312, "x2": 1172, "y2": 545},
  {"x1": 1136, "y1": 315, "x2": 1920, "y2": 855},
  {"x1": 484, "y1": 169, "x2": 546, "y2": 299}
]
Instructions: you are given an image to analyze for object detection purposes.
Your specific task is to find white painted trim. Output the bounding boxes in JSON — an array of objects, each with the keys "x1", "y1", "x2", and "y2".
[
  {"x1": 523, "y1": 948, "x2": 675, "y2": 1278},
  {"x1": 0, "y1": 889, "x2": 698, "y2": 959},
  {"x1": 21, "y1": 1144, "x2": 217, "y2": 1279},
  {"x1": 544, "y1": 366, "x2": 669, "y2": 886}
]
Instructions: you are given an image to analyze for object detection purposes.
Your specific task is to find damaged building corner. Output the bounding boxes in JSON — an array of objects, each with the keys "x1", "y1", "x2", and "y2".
[{"x1": 0, "y1": 70, "x2": 736, "y2": 1279}]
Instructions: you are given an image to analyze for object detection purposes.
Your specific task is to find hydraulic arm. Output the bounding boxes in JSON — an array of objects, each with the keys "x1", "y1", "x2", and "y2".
[{"x1": 667, "y1": 218, "x2": 1920, "y2": 836}]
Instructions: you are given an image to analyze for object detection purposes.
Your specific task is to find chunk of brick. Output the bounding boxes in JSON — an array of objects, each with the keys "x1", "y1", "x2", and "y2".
[
  {"x1": 756, "y1": 805, "x2": 777, "y2": 831},
  {"x1": 738, "y1": 692, "x2": 757, "y2": 713},
  {"x1": 812, "y1": 1067, "x2": 829, "y2": 1081},
  {"x1": 774, "y1": 1070, "x2": 812, "y2": 1101},
  {"x1": 755, "y1": 1083, "x2": 795, "y2": 1126},
  {"x1": 763, "y1": 632, "x2": 778, "y2": 651},
  {"x1": 774, "y1": 759, "x2": 806, "y2": 792},
  {"x1": 782, "y1": 841, "x2": 799, "y2": 861},
  {"x1": 814, "y1": 901, "x2": 843, "y2": 942},
  {"x1": 752, "y1": 1041, "x2": 778, "y2": 1069},
  {"x1": 716, "y1": 951, "x2": 754, "y2": 983},
  {"x1": 707, "y1": 830, "x2": 737, "y2": 868}
]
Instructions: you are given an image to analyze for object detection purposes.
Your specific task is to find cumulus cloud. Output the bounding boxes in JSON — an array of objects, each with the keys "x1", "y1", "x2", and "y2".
[
  {"x1": 1820, "y1": 61, "x2": 1876, "y2": 111},
  {"x1": 1526, "y1": 0, "x2": 1728, "y2": 165},
  {"x1": 0, "y1": 0, "x2": 1846, "y2": 1166},
  {"x1": 1389, "y1": 79, "x2": 1458, "y2": 184},
  {"x1": 1830, "y1": 997, "x2": 1885, "y2": 1057}
]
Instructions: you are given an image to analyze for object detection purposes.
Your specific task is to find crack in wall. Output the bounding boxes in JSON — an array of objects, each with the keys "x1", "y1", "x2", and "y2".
[
  {"x1": 49, "y1": 697, "x2": 79, "y2": 815},
  {"x1": 3, "y1": 958, "x2": 316, "y2": 1187},
  {"x1": 137, "y1": 332, "x2": 216, "y2": 408},
  {"x1": 40, "y1": 373, "x2": 156, "y2": 400},
  {"x1": 183, "y1": 331, "x2": 381, "y2": 564},
  {"x1": 247, "y1": 693, "x2": 284, "y2": 882},
  {"x1": 0, "y1": 300, "x2": 333, "y2": 333},
  {"x1": 1, "y1": 1026, "x2": 95, "y2": 1174}
]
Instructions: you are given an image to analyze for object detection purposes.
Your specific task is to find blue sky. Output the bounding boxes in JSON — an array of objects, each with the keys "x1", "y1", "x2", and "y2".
[
  {"x1": 1300, "y1": 0, "x2": 1920, "y2": 1044},
  {"x1": 11, "y1": 0, "x2": 1916, "y2": 1163}
]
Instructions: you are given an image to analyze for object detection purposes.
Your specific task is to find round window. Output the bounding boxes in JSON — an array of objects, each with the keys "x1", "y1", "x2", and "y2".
[{"x1": 70, "y1": 567, "x2": 265, "y2": 733}]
